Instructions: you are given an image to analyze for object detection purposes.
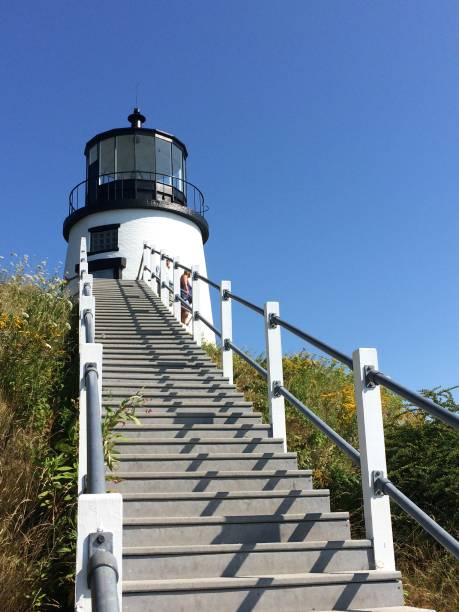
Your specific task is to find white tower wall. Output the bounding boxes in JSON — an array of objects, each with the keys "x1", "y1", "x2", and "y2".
[{"x1": 65, "y1": 208, "x2": 215, "y2": 343}]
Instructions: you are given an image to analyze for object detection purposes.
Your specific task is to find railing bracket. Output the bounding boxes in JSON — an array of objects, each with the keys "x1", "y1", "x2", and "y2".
[
  {"x1": 87, "y1": 531, "x2": 118, "y2": 588},
  {"x1": 372, "y1": 470, "x2": 386, "y2": 497},
  {"x1": 268, "y1": 313, "x2": 278, "y2": 329},
  {"x1": 273, "y1": 381, "x2": 282, "y2": 397},
  {"x1": 364, "y1": 365, "x2": 377, "y2": 389},
  {"x1": 223, "y1": 338, "x2": 231, "y2": 351},
  {"x1": 85, "y1": 362, "x2": 98, "y2": 378},
  {"x1": 222, "y1": 289, "x2": 229, "y2": 301}
]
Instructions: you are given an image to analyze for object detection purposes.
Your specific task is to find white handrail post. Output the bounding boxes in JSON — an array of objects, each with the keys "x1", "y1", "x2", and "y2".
[
  {"x1": 173, "y1": 257, "x2": 181, "y2": 322},
  {"x1": 144, "y1": 243, "x2": 152, "y2": 287},
  {"x1": 160, "y1": 251, "x2": 169, "y2": 307},
  {"x1": 191, "y1": 265, "x2": 201, "y2": 345},
  {"x1": 352, "y1": 348, "x2": 396, "y2": 571},
  {"x1": 142, "y1": 243, "x2": 150, "y2": 282},
  {"x1": 264, "y1": 302, "x2": 287, "y2": 452},
  {"x1": 151, "y1": 245, "x2": 158, "y2": 295},
  {"x1": 79, "y1": 237, "x2": 88, "y2": 279},
  {"x1": 220, "y1": 281, "x2": 233, "y2": 384}
]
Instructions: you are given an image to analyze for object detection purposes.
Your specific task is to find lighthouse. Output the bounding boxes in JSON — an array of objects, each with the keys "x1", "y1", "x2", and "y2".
[{"x1": 63, "y1": 109, "x2": 214, "y2": 340}]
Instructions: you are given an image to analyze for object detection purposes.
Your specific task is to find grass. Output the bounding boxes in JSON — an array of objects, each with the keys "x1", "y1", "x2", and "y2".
[{"x1": 0, "y1": 256, "x2": 78, "y2": 610}]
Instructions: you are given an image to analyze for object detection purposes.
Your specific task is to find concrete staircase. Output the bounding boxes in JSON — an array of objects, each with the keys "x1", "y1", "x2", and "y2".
[{"x1": 93, "y1": 279, "x2": 425, "y2": 611}]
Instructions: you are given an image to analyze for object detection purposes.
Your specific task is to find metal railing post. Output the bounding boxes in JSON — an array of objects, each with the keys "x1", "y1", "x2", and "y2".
[
  {"x1": 264, "y1": 302, "x2": 287, "y2": 451},
  {"x1": 173, "y1": 257, "x2": 181, "y2": 322},
  {"x1": 160, "y1": 251, "x2": 169, "y2": 307},
  {"x1": 192, "y1": 265, "x2": 201, "y2": 345},
  {"x1": 220, "y1": 281, "x2": 233, "y2": 384},
  {"x1": 352, "y1": 347, "x2": 396, "y2": 571}
]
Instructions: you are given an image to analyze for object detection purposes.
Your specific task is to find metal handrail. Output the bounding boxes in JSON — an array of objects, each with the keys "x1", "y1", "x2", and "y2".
[
  {"x1": 225, "y1": 340, "x2": 268, "y2": 379},
  {"x1": 367, "y1": 368, "x2": 459, "y2": 431},
  {"x1": 223, "y1": 290, "x2": 264, "y2": 316},
  {"x1": 275, "y1": 384, "x2": 361, "y2": 465},
  {"x1": 162, "y1": 281, "x2": 174, "y2": 294},
  {"x1": 374, "y1": 475, "x2": 459, "y2": 559},
  {"x1": 270, "y1": 314, "x2": 353, "y2": 369},
  {"x1": 196, "y1": 312, "x2": 222, "y2": 338},
  {"x1": 195, "y1": 272, "x2": 220, "y2": 290},
  {"x1": 85, "y1": 365, "x2": 106, "y2": 494},
  {"x1": 68, "y1": 171, "x2": 208, "y2": 217}
]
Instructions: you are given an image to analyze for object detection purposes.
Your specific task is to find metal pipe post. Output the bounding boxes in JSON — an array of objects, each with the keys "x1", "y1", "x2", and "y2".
[
  {"x1": 220, "y1": 281, "x2": 233, "y2": 384},
  {"x1": 264, "y1": 302, "x2": 287, "y2": 451},
  {"x1": 352, "y1": 347, "x2": 395, "y2": 571}
]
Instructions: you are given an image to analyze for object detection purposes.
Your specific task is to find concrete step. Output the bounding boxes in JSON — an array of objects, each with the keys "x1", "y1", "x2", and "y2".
[
  {"x1": 123, "y1": 539, "x2": 373, "y2": 580},
  {"x1": 103, "y1": 357, "x2": 215, "y2": 366},
  {"x1": 103, "y1": 372, "x2": 227, "y2": 382},
  {"x1": 122, "y1": 489, "x2": 330, "y2": 518},
  {"x1": 122, "y1": 571, "x2": 403, "y2": 611},
  {"x1": 123, "y1": 512, "x2": 351, "y2": 546},
  {"x1": 109, "y1": 411, "x2": 263, "y2": 425},
  {"x1": 103, "y1": 389, "x2": 246, "y2": 399},
  {"x1": 110, "y1": 452, "x2": 298, "y2": 472},
  {"x1": 109, "y1": 469, "x2": 313, "y2": 493},
  {"x1": 111, "y1": 424, "x2": 269, "y2": 437},
  {"x1": 104, "y1": 381, "x2": 238, "y2": 391},
  {"x1": 114, "y1": 438, "x2": 285, "y2": 455},
  {"x1": 103, "y1": 400, "x2": 252, "y2": 412},
  {"x1": 103, "y1": 365, "x2": 223, "y2": 375}
]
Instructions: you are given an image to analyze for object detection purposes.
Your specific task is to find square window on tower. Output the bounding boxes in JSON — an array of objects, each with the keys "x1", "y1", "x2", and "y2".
[{"x1": 89, "y1": 224, "x2": 120, "y2": 254}]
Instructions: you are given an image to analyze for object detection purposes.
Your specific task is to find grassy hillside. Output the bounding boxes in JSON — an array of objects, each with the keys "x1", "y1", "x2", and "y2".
[
  {"x1": 203, "y1": 342, "x2": 459, "y2": 612},
  {"x1": 0, "y1": 257, "x2": 78, "y2": 610}
]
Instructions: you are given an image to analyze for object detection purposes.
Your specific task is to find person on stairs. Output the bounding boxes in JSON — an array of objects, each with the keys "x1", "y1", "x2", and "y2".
[{"x1": 180, "y1": 270, "x2": 192, "y2": 325}]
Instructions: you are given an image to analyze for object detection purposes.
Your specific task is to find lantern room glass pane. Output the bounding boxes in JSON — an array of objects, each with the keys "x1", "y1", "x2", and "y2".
[
  {"x1": 99, "y1": 138, "x2": 115, "y2": 178},
  {"x1": 172, "y1": 143, "x2": 184, "y2": 192},
  {"x1": 155, "y1": 137, "x2": 172, "y2": 183},
  {"x1": 135, "y1": 134, "x2": 155, "y2": 179},
  {"x1": 116, "y1": 134, "x2": 135, "y2": 177},
  {"x1": 89, "y1": 145, "x2": 98, "y2": 165}
]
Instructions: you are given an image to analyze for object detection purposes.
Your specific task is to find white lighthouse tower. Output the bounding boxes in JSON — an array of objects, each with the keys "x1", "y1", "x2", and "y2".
[{"x1": 64, "y1": 108, "x2": 214, "y2": 339}]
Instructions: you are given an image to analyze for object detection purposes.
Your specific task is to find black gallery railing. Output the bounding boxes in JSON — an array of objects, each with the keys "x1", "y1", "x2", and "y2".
[
  {"x1": 138, "y1": 243, "x2": 459, "y2": 567},
  {"x1": 68, "y1": 171, "x2": 208, "y2": 217}
]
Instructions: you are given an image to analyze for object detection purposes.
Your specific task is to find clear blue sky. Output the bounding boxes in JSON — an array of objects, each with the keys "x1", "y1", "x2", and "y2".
[{"x1": 1, "y1": 1, "x2": 458, "y2": 394}]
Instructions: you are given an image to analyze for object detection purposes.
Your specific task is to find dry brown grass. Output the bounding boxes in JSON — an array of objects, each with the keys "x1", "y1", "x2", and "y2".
[{"x1": 0, "y1": 398, "x2": 51, "y2": 610}]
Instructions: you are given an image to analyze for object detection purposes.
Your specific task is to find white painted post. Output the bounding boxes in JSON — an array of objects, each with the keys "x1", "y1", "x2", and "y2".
[
  {"x1": 352, "y1": 348, "x2": 396, "y2": 571},
  {"x1": 144, "y1": 243, "x2": 152, "y2": 289},
  {"x1": 160, "y1": 252, "x2": 169, "y2": 307},
  {"x1": 264, "y1": 302, "x2": 287, "y2": 452},
  {"x1": 80, "y1": 237, "x2": 88, "y2": 279},
  {"x1": 142, "y1": 243, "x2": 150, "y2": 282},
  {"x1": 220, "y1": 281, "x2": 233, "y2": 384},
  {"x1": 75, "y1": 492, "x2": 123, "y2": 611},
  {"x1": 173, "y1": 257, "x2": 181, "y2": 322},
  {"x1": 150, "y1": 245, "x2": 158, "y2": 295},
  {"x1": 191, "y1": 265, "x2": 201, "y2": 345}
]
